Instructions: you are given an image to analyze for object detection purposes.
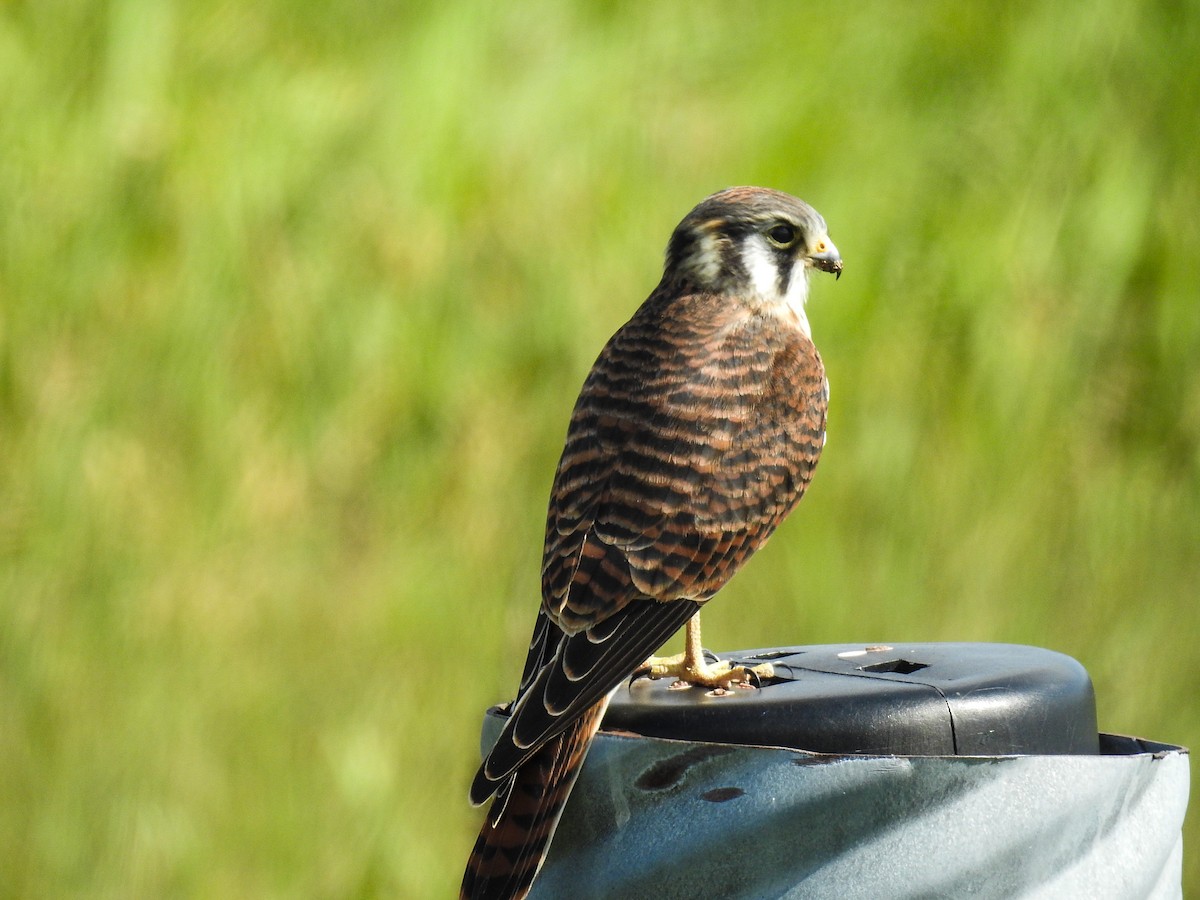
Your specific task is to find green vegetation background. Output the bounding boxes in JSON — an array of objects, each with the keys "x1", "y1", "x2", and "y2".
[{"x1": 2, "y1": 1, "x2": 1197, "y2": 896}]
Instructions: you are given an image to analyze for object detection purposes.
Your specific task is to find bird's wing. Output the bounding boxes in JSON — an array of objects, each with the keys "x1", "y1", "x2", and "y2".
[
  {"x1": 470, "y1": 597, "x2": 699, "y2": 804},
  {"x1": 472, "y1": 290, "x2": 826, "y2": 801}
]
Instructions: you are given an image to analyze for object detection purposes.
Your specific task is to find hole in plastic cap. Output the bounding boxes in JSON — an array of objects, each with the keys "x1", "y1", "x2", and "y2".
[{"x1": 860, "y1": 659, "x2": 930, "y2": 675}]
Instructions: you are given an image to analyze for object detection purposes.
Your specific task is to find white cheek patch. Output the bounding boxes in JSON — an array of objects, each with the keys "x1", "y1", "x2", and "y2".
[
  {"x1": 742, "y1": 237, "x2": 780, "y2": 299},
  {"x1": 741, "y1": 237, "x2": 812, "y2": 337}
]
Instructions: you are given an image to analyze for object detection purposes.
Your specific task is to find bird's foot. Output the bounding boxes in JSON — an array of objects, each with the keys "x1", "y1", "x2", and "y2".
[{"x1": 634, "y1": 652, "x2": 774, "y2": 696}]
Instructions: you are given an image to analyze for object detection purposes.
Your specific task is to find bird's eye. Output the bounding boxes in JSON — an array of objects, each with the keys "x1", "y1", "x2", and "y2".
[{"x1": 767, "y1": 223, "x2": 796, "y2": 245}]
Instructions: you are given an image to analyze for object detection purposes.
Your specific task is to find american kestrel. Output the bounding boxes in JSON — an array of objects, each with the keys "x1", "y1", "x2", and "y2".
[{"x1": 461, "y1": 187, "x2": 841, "y2": 900}]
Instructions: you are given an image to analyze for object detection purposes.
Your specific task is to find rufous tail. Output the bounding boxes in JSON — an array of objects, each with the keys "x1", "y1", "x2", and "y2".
[{"x1": 459, "y1": 700, "x2": 606, "y2": 900}]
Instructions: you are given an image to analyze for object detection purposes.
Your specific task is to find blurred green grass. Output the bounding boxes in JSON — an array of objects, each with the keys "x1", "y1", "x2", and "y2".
[{"x1": 1, "y1": 0, "x2": 1197, "y2": 896}]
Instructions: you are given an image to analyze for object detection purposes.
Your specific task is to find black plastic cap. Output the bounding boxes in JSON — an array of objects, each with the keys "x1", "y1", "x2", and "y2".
[{"x1": 605, "y1": 642, "x2": 1099, "y2": 756}]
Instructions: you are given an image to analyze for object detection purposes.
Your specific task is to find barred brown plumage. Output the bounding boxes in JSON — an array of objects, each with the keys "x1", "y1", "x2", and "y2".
[{"x1": 461, "y1": 187, "x2": 841, "y2": 900}]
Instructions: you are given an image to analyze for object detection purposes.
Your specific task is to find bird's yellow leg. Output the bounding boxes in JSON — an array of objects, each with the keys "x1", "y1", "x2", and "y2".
[{"x1": 636, "y1": 615, "x2": 774, "y2": 693}]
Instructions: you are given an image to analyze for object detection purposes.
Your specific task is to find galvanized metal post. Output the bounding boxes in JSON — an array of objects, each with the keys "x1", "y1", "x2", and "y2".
[{"x1": 478, "y1": 643, "x2": 1189, "y2": 900}]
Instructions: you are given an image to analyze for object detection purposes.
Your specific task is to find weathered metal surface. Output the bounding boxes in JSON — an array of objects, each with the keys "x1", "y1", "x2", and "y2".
[
  {"x1": 474, "y1": 643, "x2": 1188, "y2": 898},
  {"x1": 477, "y1": 722, "x2": 1188, "y2": 899}
]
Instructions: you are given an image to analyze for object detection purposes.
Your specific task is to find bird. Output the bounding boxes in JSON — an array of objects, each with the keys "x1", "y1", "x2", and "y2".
[{"x1": 460, "y1": 186, "x2": 841, "y2": 900}]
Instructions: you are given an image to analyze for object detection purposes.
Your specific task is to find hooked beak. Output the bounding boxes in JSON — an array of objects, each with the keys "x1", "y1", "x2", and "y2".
[{"x1": 809, "y1": 236, "x2": 842, "y2": 280}]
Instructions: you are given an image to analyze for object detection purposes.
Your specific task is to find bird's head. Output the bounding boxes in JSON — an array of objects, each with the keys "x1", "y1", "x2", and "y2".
[{"x1": 663, "y1": 187, "x2": 841, "y2": 327}]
